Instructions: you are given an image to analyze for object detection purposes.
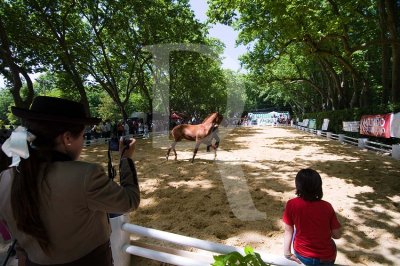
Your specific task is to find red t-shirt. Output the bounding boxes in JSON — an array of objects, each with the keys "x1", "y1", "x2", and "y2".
[{"x1": 283, "y1": 197, "x2": 341, "y2": 260}]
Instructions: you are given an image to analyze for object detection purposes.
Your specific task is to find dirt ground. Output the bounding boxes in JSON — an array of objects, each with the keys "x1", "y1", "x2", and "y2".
[
  {"x1": 81, "y1": 126, "x2": 400, "y2": 265},
  {"x1": 2, "y1": 126, "x2": 399, "y2": 265}
]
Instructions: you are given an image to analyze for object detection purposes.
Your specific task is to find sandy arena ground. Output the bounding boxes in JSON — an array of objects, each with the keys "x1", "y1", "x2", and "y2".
[{"x1": 2, "y1": 126, "x2": 400, "y2": 265}]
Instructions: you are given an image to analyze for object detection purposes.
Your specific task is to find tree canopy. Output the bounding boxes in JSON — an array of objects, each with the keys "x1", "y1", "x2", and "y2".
[
  {"x1": 208, "y1": 0, "x2": 400, "y2": 113},
  {"x1": 0, "y1": 0, "x2": 236, "y2": 123},
  {"x1": 2, "y1": 0, "x2": 398, "y2": 123}
]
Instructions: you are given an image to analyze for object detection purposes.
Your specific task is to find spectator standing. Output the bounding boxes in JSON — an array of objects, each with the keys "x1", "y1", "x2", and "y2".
[
  {"x1": 283, "y1": 168, "x2": 341, "y2": 265},
  {"x1": 91, "y1": 124, "x2": 99, "y2": 139},
  {"x1": 138, "y1": 121, "x2": 143, "y2": 136},
  {"x1": 117, "y1": 122, "x2": 124, "y2": 137},
  {"x1": 84, "y1": 125, "x2": 92, "y2": 143},
  {"x1": 0, "y1": 96, "x2": 140, "y2": 265},
  {"x1": 143, "y1": 124, "x2": 149, "y2": 139},
  {"x1": 132, "y1": 120, "x2": 138, "y2": 136},
  {"x1": 105, "y1": 121, "x2": 111, "y2": 138},
  {"x1": 123, "y1": 122, "x2": 130, "y2": 136},
  {"x1": 100, "y1": 122, "x2": 107, "y2": 138}
]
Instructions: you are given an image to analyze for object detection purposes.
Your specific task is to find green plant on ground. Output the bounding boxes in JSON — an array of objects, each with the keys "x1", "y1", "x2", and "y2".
[{"x1": 212, "y1": 246, "x2": 270, "y2": 266}]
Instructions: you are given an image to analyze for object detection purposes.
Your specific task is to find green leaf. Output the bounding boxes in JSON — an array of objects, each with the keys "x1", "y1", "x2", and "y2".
[{"x1": 212, "y1": 246, "x2": 270, "y2": 266}]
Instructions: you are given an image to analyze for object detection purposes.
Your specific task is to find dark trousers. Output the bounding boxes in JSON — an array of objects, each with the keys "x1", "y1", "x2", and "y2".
[{"x1": 26, "y1": 241, "x2": 113, "y2": 266}]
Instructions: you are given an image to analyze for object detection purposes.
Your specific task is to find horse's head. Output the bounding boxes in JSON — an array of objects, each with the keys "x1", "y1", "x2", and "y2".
[
  {"x1": 204, "y1": 112, "x2": 226, "y2": 127},
  {"x1": 202, "y1": 112, "x2": 228, "y2": 127},
  {"x1": 214, "y1": 112, "x2": 224, "y2": 126}
]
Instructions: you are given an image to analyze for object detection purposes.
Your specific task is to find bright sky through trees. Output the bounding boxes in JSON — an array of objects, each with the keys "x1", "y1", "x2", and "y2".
[{"x1": 189, "y1": 0, "x2": 247, "y2": 72}]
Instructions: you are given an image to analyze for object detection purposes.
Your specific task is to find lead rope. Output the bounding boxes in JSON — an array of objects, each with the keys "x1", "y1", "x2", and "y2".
[
  {"x1": 107, "y1": 144, "x2": 129, "y2": 220},
  {"x1": 2, "y1": 239, "x2": 16, "y2": 266}
]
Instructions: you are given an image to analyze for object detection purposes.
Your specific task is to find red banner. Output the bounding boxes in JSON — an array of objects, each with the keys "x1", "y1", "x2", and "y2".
[{"x1": 359, "y1": 114, "x2": 392, "y2": 138}]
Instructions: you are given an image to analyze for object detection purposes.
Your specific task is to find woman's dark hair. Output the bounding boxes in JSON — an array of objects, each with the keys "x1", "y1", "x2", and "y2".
[
  {"x1": 0, "y1": 150, "x2": 12, "y2": 173},
  {"x1": 11, "y1": 119, "x2": 84, "y2": 254},
  {"x1": 295, "y1": 168, "x2": 323, "y2": 201}
]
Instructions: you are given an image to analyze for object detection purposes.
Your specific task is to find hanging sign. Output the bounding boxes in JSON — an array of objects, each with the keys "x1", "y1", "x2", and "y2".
[
  {"x1": 321, "y1": 119, "x2": 329, "y2": 131},
  {"x1": 342, "y1": 121, "x2": 360, "y2": 132},
  {"x1": 359, "y1": 114, "x2": 392, "y2": 138},
  {"x1": 391, "y1": 112, "x2": 400, "y2": 138},
  {"x1": 308, "y1": 119, "x2": 316, "y2": 129}
]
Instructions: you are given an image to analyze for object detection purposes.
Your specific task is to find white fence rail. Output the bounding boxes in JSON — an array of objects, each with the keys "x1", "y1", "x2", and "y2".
[
  {"x1": 110, "y1": 215, "x2": 298, "y2": 266},
  {"x1": 339, "y1": 135, "x2": 358, "y2": 146},
  {"x1": 295, "y1": 126, "x2": 400, "y2": 159}
]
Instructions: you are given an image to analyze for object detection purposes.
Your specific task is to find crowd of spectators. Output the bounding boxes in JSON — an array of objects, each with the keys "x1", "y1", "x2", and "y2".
[{"x1": 84, "y1": 119, "x2": 150, "y2": 141}]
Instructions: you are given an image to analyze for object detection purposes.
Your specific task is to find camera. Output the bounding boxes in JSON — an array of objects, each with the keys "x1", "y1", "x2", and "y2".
[{"x1": 108, "y1": 137, "x2": 130, "y2": 151}]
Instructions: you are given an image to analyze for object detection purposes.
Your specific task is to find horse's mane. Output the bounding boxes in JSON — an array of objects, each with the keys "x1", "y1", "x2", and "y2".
[{"x1": 202, "y1": 112, "x2": 218, "y2": 123}]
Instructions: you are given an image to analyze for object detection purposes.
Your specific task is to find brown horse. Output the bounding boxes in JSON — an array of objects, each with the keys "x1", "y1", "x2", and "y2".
[{"x1": 166, "y1": 112, "x2": 224, "y2": 162}]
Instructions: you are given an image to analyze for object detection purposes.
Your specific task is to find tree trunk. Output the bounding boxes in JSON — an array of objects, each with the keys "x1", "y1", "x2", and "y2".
[
  {"x1": 320, "y1": 58, "x2": 340, "y2": 110},
  {"x1": 30, "y1": 0, "x2": 91, "y2": 115},
  {"x1": 378, "y1": 0, "x2": 392, "y2": 104},
  {"x1": 385, "y1": 0, "x2": 400, "y2": 103},
  {"x1": 0, "y1": 18, "x2": 34, "y2": 108},
  {"x1": 67, "y1": 64, "x2": 91, "y2": 116}
]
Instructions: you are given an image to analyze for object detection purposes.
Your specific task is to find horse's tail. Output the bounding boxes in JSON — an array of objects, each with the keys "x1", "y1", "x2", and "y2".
[
  {"x1": 170, "y1": 125, "x2": 178, "y2": 140},
  {"x1": 170, "y1": 124, "x2": 185, "y2": 141}
]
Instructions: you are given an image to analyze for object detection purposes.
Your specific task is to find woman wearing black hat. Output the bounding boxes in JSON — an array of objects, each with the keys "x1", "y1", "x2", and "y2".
[{"x1": 0, "y1": 96, "x2": 140, "y2": 265}]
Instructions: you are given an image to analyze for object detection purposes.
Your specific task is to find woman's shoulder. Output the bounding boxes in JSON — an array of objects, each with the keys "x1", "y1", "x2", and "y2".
[
  {"x1": 0, "y1": 168, "x2": 13, "y2": 184},
  {"x1": 53, "y1": 160, "x2": 104, "y2": 174}
]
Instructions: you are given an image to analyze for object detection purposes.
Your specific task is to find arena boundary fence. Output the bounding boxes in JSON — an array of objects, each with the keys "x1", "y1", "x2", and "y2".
[
  {"x1": 109, "y1": 215, "x2": 299, "y2": 266},
  {"x1": 295, "y1": 125, "x2": 400, "y2": 160}
]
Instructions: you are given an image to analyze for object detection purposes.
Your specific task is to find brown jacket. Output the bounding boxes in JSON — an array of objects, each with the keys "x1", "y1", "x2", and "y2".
[{"x1": 0, "y1": 158, "x2": 140, "y2": 264}]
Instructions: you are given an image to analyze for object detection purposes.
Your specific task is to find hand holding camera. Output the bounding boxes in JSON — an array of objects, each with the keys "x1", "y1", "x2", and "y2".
[
  {"x1": 109, "y1": 136, "x2": 136, "y2": 157},
  {"x1": 119, "y1": 137, "x2": 135, "y2": 158}
]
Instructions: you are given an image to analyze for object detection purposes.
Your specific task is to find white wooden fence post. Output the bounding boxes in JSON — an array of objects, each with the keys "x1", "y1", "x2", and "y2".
[
  {"x1": 316, "y1": 130, "x2": 322, "y2": 136},
  {"x1": 358, "y1": 138, "x2": 368, "y2": 149},
  {"x1": 110, "y1": 214, "x2": 130, "y2": 266},
  {"x1": 392, "y1": 144, "x2": 400, "y2": 160},
  {"x1": 326, "y1": 132, "x2": 332, "y2": 139},
  {"x1": 338, "y1": 134, "x2": 345, "y2": 143}
]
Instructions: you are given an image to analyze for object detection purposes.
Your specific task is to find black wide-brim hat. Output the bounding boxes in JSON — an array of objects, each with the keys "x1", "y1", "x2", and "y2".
[{"x1": 11, "y1": 96, "x2": 101, "y2": 125}]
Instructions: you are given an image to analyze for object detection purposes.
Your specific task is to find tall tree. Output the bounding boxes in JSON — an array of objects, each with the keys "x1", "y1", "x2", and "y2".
[
  {"x1": 208, "y1": 0, "x2": 400, "y2": 113},
  {"x1": 0, "y1": 2, "x2": 37, "y2": 108},
  {"x1": 1, "y1": 0, "x2": 219, "y2": 120}
]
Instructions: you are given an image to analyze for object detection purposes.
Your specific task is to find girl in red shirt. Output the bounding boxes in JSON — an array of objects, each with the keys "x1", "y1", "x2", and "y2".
[{"x1": 283, "y1": 168, "x2": 342, "y2": 265}]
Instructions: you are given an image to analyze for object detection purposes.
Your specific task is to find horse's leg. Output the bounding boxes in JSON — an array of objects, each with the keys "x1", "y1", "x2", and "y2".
[
  {"x1": 172, "y1": 142, "x2": 178, "y2": 160},
  {"x1": 206, "y1": 132, "x2": 216, "y2": 152},
  {"x1": 166, "y1": 146, "x2": 171, "y2": 160},
  {"x1": 166, "y1": 141, "x2": 177, "y2": 160},
  {"x1": 213, "y1": 133, "x2": 220, "y2": 160},
  {"x1": 191, "y1": 141, "x2": 201, "y2": 163},
  {"x1": 206, "y1": 141, "x2": 212, "y2": 152}
]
